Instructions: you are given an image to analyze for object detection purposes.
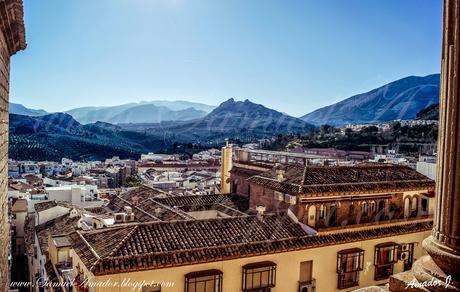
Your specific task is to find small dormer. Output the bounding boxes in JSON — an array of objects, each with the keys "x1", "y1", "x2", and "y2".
[{"x1": 49, "y1": 235, "x2": 72, "y2": 266}]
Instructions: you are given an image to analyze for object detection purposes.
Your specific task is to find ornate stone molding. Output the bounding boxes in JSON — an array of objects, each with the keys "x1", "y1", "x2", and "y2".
[{"x1": 0, "y1": 0, "x2": 26, "y2": 56}]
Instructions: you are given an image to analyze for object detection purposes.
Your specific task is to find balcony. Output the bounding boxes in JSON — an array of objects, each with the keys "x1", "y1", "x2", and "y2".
[{"x1": 298, "y1": 278, "x2": 316, "y2": 292}]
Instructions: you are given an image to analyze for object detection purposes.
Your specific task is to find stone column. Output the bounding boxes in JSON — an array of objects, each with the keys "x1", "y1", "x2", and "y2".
[
  {"x1": 422, "y1": 0, "x2": 460, "y2": 279},
  {"x1": 390, "y1": 1, "x2": 460, "y2": 290}
]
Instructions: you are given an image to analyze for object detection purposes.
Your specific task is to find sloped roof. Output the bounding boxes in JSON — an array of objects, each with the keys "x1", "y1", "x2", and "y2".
[
  {"x1": 34, "y1": 200, "x2": 58, "y2": 213},
  {"x1": 248, "y1": 164, "x2": 435, "y2": 196},
  {"x1": 11, "y1": 198, "x2": 27, "y2": 212},
  {"x1": 69, "y1": 215, "x2": 432, "y2": 276},
  {"x1": 230, "y1": 166, "x2": 265, "y2": 178},
  {"x1": 35, "y1": 214, "x2": 80, "y2": 256},
  {"x1": 107, "y1": 186, "x2": 248, "y2": 222}
]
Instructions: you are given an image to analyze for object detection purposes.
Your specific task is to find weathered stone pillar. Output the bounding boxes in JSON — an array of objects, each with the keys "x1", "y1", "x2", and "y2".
[
  {"x1": 390, "y1": 0, "x2": 460, "y2": 290},
  {"x1": 422, "y1": 0, "x2": 460, "y2": 280}
]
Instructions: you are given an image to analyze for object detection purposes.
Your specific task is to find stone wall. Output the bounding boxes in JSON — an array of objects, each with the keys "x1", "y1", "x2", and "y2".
[
  {"x1": 248, "y1": 183, "x2": 292, "y2": 212},
  {"x1": 0, "y1": 24, "x2": 10, "y2": 290},
  {"x1": 0, "y1": 0, "x2": 26, "y2": 289},
  {"x1": 230, "y1": 173, "x2": 251, "y2": 196}
]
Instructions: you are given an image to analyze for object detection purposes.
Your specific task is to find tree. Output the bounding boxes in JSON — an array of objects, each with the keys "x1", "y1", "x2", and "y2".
[
  {"x1": 320, "y1": 124, "x2": 334, "y2": 135},
  {"x1": 124, "y1": 176, "x2": 140, "y2": 187}
]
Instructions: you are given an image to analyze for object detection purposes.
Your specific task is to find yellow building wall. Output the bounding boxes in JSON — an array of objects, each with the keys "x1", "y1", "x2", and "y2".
[
  {"x1": 220, "y1": 146, "x2": 233, "y2": 194},
  {"x1": 49, "y1": 237, "x2": 71, "y2": 266},
  {"x1": 72, "y1": 230, "x2": 431, "y2": 292}
]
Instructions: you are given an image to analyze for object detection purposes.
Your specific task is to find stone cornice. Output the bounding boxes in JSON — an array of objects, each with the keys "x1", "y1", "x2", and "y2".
[{"x1": 0, "y1": 0, "x2": 26, "y2": 56}]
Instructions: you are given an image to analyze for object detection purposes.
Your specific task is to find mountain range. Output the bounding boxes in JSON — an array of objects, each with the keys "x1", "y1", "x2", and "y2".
[
  {"x1": 9, "y1": 99, "x2": 315, "y2": 161},
  {"x1": 301, "y1": 74, "x2": 440, "y2": 126},
  {"x1": 9, "y1": 73, "x2": 442, "y2": 160},
  {"x1": 123, "y1": 98, "x2": 316, "y2": 144},
  {"x1": 8, "y1": 113, "x2": 170, "y2": 161},
  {"x1": 65, "y1": 100, "x2": 215, "y2": 124},
  {"x1": 9, "y1": 103, "x2": 48, "y2": 116},
  {"x1": 416, "y1": 103, "x2": 439, "y2": 120}
]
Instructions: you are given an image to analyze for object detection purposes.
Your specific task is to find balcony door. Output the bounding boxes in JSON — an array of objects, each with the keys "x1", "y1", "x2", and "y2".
[{"x1": 299, "y1": 260, "x2": 313, "y2": 282}]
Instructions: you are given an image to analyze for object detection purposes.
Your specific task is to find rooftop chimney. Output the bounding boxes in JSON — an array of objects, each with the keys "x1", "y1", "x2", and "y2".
[
  {"x1": 276, "y1": 169, "x2": 286, "y2": 182},
  {"x1": 256, "y1": 205, "x2": 266, "y2": 221}
]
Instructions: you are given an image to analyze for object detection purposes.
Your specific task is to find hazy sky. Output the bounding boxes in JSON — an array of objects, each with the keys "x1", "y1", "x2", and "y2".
[{"x1": 10, "y1": 0, "x2": 442, "y2": 117}]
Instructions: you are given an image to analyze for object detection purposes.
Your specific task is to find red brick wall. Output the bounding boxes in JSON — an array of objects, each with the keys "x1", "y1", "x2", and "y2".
[{"x1": 248, "y1": 183, "x2": 292, "y2": 212}]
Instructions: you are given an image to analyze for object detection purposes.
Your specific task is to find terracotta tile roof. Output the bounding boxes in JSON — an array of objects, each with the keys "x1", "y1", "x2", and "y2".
[
  {"x1": 230, "y1": 166, "x2": 265, "y2": 178},
  {"x1": 44, "y1": 261, "x2": 63, "y2": 292},
  {"x1": 153, "y1": 194, "x2": 237, "y2": 209},
  {"x1": 35, "y1": 214, "x2": 80, "y2": 256},
  {"x1": 248, "y1": 164, "x2": 435, "y2": 196},
  {"x1": 11, "y1": 199, "x2": 27, "y2": 212},
  {"x1": 68, "y1": 214, "x2": 432, "y2": 276},
  {"x1": 108, "y1": 196, "x2": 160, "y2": 222},
  {"x1": 34, "y1": 200, "x2": 58, "y2": 213},
  {"x1": 83, "y1": 206, "x2": 107, "y2": 215},
  {"x1": 9, "y1": 181, "x2": 34, "y2": 192},
  {"x1": 24, "y1": 214, "x2": 35, "y2": 257},
  {"x1": 106, "y1": 186, "x2": 165, "y2": 222},
  {"x1": 107, "y1": 186, "x2": 248, "y2": 222}
]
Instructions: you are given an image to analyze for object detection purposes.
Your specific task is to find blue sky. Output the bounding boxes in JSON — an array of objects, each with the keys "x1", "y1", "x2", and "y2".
[{"x1": 10, "y1": 0, "x2": 442, "y2": 116}]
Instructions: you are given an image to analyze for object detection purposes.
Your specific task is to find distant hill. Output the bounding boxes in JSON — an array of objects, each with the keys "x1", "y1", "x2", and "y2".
[
  {"x1": 123, "y1": 98, "x2": 316, "y2": 144},
  {"x1": 416, "y1": 103, "x2": 439, "y2": 120},
  {"x1": 106, "y1": 104, "x2": 207, "y2": 124},
  {"x1": 9, "y1": 113, "x2": 169, "y2": 161},
  {"x1": 9, "y1": 103, "x2": 47, "y2": 116},
  {"x1": 66, "y1": 100, "x2": 214, "y2": 124},
  {"x1": 9, "y1": 100, "x2": 316, "y2": 160},
  {"x1": 301, "y1": 74, "x2": 440, "y2": 126}
]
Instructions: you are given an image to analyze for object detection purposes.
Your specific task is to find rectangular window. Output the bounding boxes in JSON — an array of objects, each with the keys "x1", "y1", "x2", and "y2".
[
  {"x1": 274, "y1": 191, "x2": 283, "y2": 201},
  {"x1": 284, "y1": 194, "x2": 297, "y2": 205},
  {"x1": 374, "y1": 242, "x2": 399, "y2": 280},
  {"x1": 242, "y1": 261, "x2": 276, "y2": 291},
  {"x1": 337, "y1": 248, "x2": 364, "y2": 289},
  {"x1": 421, "y1": 198, "x2": 428, "y2": 213},
  {"x1": 185, "y1": 269, "x2": 223, "y2": 292}
]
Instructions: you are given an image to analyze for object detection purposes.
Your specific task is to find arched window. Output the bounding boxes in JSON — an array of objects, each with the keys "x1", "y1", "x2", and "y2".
[
  {"x1": 411, "y1": 197, "x2": 418, "y2": 211},
  {"x1": 362, "y1": 202, "x2": 368, "y2": 216},
  {"x1": 319, "y1": 204, "x2": 327, "y2": 219},
  {"x1": 370, "y1": 201, "x2": 376, "y2": 213},
  {"x1": 404, "y1": 197, "x2": 411, "y2": 218}
]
